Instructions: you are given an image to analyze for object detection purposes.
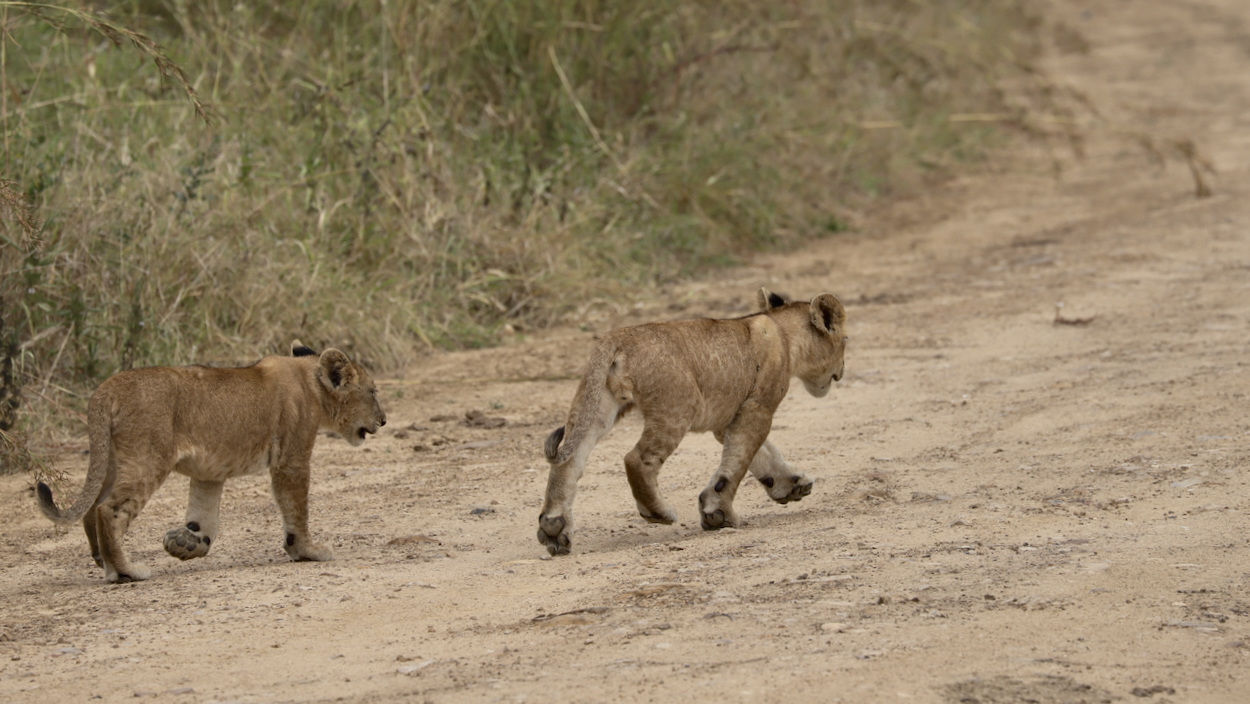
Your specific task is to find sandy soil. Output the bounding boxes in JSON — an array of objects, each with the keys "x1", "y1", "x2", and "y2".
[{"x1": 4, "y1": 1, "x2": 1250, "y2": 702}]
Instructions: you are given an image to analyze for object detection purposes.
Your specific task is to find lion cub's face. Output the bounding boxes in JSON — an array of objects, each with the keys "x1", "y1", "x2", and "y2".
[
  {"x1": 798, "y1": 329, "x2": 846, "y2": 398},
  {"x1": 781, "y1": 292, "x2": 847, "y2": 399},
  {"x1": 317, "y1": 349, "x2": 387, "y2": 446}
]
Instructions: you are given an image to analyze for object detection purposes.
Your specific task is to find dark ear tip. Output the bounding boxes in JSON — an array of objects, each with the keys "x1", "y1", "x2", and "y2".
[
  {"x1": 758, "y1": 287, "x2": 787, "y2": 311},
  {"x1": 291, "y1": 339, "x2": 317, "y2": 356}
]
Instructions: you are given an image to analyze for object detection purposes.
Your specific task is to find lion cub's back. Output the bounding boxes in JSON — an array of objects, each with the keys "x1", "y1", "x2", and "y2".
[
  {"x1": 92, "y1": 358, "x2": 314, "y2": 464},
  {"x1": 604, "y1": 317, "x2": 771, "y2": 428}
]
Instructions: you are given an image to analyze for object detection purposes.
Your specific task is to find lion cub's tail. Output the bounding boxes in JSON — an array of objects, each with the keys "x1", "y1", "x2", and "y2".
[
  {"x1": 37, "y1": 393, "x2": 113, "y2": 524},
  {"x1": 545, "y1": 344, "x2": 617, "y2": 466},
  {"x1": 543, "y1": 426, "x2": 566, "y2": 463}
]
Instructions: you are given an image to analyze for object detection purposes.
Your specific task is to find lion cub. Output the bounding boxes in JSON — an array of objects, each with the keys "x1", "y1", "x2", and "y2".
[
  {"x1": 538, "y1": 289, "x2": 846, "y2": 555},
  {"x1": 37, "y1": 342, "x2": 386, "y2": 583}
]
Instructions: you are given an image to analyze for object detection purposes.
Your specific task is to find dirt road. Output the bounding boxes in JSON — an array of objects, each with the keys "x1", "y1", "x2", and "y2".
[{"x1": 3, "y1": 1, "x2": 1250, "y2": 702}]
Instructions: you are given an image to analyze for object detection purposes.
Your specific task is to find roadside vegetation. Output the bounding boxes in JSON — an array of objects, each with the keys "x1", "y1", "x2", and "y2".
[{"x1": 1, "y1": 0, "x2": 1036, "y2": 456}]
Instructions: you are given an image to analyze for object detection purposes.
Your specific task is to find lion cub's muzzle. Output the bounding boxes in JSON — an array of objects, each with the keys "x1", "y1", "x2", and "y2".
[{"x1": 358, "y1": 414, "x2": 386, "y2": 441}]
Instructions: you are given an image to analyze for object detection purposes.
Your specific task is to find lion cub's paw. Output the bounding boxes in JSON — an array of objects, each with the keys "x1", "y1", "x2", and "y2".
[
  {"x1": 760, "y1": 473, "x2": 814, "y2": 504},
  {"x1": 164, "y1": 523, "x2": 212, "y2": 560},
  {"x1": 697, "y1": 491, "x2": 740, "y2": 531},
  {"x1": 700, "y1": 508, "x2": 743, "y2": 531},
  {"x1": 638, "y1": 505, "x2": 678, "y2": 525},
  {"x1": 107, "y1": 563, "x2": 151, "y2": 584},
  {"x1": 285, "y1": 541, "x2": 334, "y2": 562},
  {"x1": 537, "y1": 514, "x2": 572, "y2": 556}
]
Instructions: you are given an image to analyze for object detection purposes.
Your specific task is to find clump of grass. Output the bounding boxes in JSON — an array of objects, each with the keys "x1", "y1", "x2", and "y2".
[
  {"x1": 0, "y1": 176, "x2": 39, "y2": 238},
  {"x1": 2, "y1": 0, "x2": 1035, "y2": 439}
]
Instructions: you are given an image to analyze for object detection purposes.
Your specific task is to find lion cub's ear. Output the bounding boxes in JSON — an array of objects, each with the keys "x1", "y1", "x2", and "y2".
[
  {"x1": 291, "y1": 339, "x2": 318, "y2": 357},
  {"x1": 757, "y1": 288, "x2": 787, "y2": 311},
  {"x1": 809, "y1": 293, "x2": 846, "y2": 334},
  {"x1": 318, "y1": 349, "x2": 359, "y2": 390}
]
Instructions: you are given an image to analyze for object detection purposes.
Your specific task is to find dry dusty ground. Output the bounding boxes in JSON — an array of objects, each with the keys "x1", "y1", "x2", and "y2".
[{"x1": 3, "y1": 1, "x2": 1250, "y2": 702}]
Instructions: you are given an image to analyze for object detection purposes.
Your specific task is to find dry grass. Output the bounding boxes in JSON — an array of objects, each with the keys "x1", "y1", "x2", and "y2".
[{"x1": 1, "y1": 0, "x2": 1036, "y2": 447}]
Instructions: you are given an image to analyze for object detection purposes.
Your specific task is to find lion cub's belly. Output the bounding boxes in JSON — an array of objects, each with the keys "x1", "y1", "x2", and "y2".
[
  {"x1": 687, "y1": 400, "x2": 743, "y2": 434},
  {"x1": 174, "y1": 438, "x2": 278, "y2": 481}
]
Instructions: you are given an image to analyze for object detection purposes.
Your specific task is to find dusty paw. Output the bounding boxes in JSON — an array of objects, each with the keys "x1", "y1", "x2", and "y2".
[
  {"x1": 701, "y1": 508, "x2": 727, "y2": 530},
  {"x1": 108, "y1": 563, "x2": 151, "y2": 583},
  {"x1": 284, "y1": 535, "x2": 333, "y2": 562},
  {"x1": 164, "y1": 523, "x2": 212, "y2": 560},
  {"x1": 760, "y1": 474, "x2": 814, "y2": 504},
  {"x1": 537, "y1": 514, "x2": 572, "y2": 556},
  {"x1": 638, "y1": 505, "x2": 678, "y2": 525},
  {"x1": 293, "y1": 544, "x2": 334, "y2": 562},
  {"x1": 698, "y1": 490, "x2": 738, "y2": 531},
  {"x1": 700, "y1": 508, "x2": 739, "y2": 531}
]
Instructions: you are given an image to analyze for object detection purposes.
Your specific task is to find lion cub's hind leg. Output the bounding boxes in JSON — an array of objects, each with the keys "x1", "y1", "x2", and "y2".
[
  {"x1": 624, "y1": 422, "x2": 686, "y2": 525},
  {"x1": 95, "y1": 455, "x2": 170, "y2": 583},
  {"x1": 538, "y1": 379, "x2": 630, "y2": 556},
  {"x1": 82, "y1": 513, "x2": 103, "y2": 568},
  {"x1": 164, "y1": 479, "x2": 224, "y2": 560},
  {"x1": 747, "y1": 440, "x2": 814, "y2": 505}
]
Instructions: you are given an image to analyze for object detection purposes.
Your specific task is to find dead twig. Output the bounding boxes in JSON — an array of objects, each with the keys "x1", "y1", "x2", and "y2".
[
  {"x1": 1174, "y1": 138, "x2": 1214, "y2": 198},
  {"x1": 531, "y1": 606, "x2": 609, "y2": 622}
]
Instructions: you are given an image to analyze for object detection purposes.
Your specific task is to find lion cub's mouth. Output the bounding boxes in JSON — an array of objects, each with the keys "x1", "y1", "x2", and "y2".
[{"x1": 357, "y1": 427, "x2": 373, "y2": 441}]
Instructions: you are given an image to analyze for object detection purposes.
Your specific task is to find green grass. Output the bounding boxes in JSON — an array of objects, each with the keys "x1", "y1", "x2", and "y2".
[{"x1": 0, "y1": 0, "x2": 1035, "y2": 445}]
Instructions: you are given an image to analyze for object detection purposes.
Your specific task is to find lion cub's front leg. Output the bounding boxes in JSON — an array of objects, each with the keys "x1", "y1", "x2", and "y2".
[
  {"x1": 747, "y1": 440, "x2": 814, "y2": 505},
  {"x1": 271, "y1": 462, "x2": 333, "y2": 562},
  {"x1": 164, "y1": 479, "x2": 224, "y2": 560},
  {"x1": 701, "y1": 419, "x2": 774, "y2": 530}
]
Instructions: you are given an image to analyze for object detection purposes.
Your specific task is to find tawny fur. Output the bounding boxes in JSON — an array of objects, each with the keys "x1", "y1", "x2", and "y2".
[
  {"x1": 538, "y1": 288, "x2": 846, "y2": 555},
  {"x1": 37, "y1": 342, "x2": 386, "y2": 584}
]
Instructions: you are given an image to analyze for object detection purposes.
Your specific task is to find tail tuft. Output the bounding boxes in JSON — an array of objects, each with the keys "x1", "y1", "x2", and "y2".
[
  {"x1": 36, "y1": 482, "x2": 60, "y2": 521},
  {"x1": 544, "y1": 426, "x2": 566, "y2": 463}
]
